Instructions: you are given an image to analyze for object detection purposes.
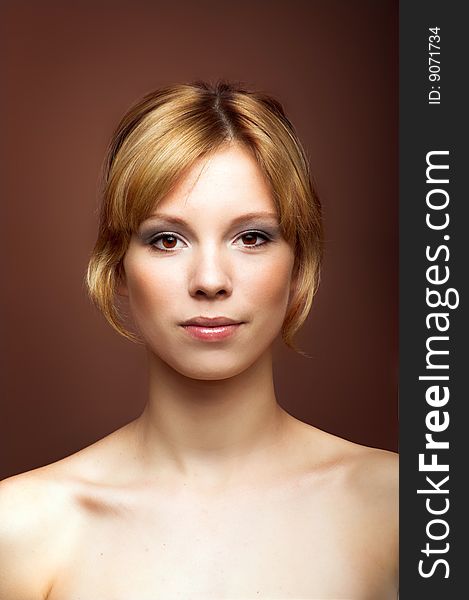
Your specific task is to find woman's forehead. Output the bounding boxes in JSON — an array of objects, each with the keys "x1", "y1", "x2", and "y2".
[{"x1": 154, "y1": 145, "x2": 278, "y2": 217}]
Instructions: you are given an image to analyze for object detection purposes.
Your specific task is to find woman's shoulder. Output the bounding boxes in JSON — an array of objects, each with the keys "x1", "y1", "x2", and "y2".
[
  {"x1": 302, "y1": 424, "x2": 398, "y2": 508},
  {"x1": 337, "y1": 439, "x2": 398, "y2": 533},
  {"x1": 301, "y1": 424, "x2": 398, "y2": 557},
  {"x1": 0, "y1": 423, "x2": 135, "y2": 598},
  {"x1": 292, "y1": 420, "x2": 398, "y2": 530},
  {"x1": 330, "y1": 432, "x2": 398, "y2": 501},
  {"x1": 294, "y1": 419, "x2": 398, "y2": 488},
  {"x1": 0, "y1": 453, "x2": 86, "y2": 530},
  {"x1": 0, "y1": 465, "x2": 76, "y2": 599},
  {"x1": 298, "y1": 425, "x2": 398, "y2": 581}
]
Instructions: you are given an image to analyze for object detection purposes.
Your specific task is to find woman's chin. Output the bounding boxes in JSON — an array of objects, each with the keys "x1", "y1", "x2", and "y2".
[
  {"x1": 173, "y1": 359, "x2": 252, "y2": 382},
  {"x1": 144, "y1": 333, "x2": 274, "y2": 381},
  {"x1": 159, "y1": 350, "x2": 261, "y2": 382}
]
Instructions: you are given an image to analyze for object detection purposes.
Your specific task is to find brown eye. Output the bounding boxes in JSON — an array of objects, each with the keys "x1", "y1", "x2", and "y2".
[
  {"x1": 150, "y1": 233, "x2": 185, "y2": 252},
  {"x1": 241, "y1": 233, "x2": 258, "y2": 246},
  {"x1": 236, "y1": 231, "x2": 270, "y2": 249},
  {"x1": 161, "y1": 235, "x2": 177, "y2": 249}
]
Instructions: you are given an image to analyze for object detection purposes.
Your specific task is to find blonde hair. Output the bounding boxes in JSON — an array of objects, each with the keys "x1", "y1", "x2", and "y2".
[{"x1": 86, "y1": 80, "x2": 323, "y2": 351}]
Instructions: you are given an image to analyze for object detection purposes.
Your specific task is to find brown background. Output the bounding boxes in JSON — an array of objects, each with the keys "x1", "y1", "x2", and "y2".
[{"x1": 1, "y1": 0, "x2": 398, "y2": 479}]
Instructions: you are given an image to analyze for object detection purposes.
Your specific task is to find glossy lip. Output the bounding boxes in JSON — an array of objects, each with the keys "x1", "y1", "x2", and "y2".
[
  {"x1": 180, "y1": 316, "x2": 244, "y2": 342},
  {"x1": 181, "y1": 316, "x2": 241, "y2": 326}
]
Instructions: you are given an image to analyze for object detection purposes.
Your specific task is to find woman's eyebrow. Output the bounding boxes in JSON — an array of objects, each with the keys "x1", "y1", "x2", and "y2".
[
  {"x1": 228, "y1": 211, "x2": 280, "y2": 227},
  {"x1": 144, "y1": 211, "x2": 279, "y2": 228}
]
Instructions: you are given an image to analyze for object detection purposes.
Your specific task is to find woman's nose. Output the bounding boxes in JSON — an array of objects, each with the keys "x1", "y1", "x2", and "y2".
[{"x1": 188, "y1": 246, "x2": 233, "y2": 299}]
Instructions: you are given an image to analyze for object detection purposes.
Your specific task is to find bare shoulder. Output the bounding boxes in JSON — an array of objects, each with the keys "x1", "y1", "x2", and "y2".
[
  {"x1": 298, "y1": 423, "x2": 398, "y2": 499},
  {"x1": 0, "y1": 467, "x2": 74, "y2": 599},
  {"x1": 344, "y1": 440, "x2": 399, "y2": 503},
  {"x1": 312, "y1": 428, "x2": 398, "y2": 518},
  {"x1": 0, "y1": 421, "x2": 136, "y2": 599},
  {"x1": 353, "y1": 447, "x2": 398, "y2": 535},
  {"x1": 294, "y1": 422, "x2": 399, "y2": 580},
  {"x1": 341, "y1": 440, "x2": 399, "y2": 580},
  {"x1": 315, "y1": 429, "x2": 399, "y2": 571}
]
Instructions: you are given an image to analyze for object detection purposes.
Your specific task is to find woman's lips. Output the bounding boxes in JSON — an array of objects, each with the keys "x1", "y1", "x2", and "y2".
[{"x1": 181, "y1": 323, "x2": 242, "y2": 341}]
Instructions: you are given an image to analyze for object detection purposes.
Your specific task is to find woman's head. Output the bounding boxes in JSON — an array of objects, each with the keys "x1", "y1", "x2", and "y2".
[{"x1": 86, "y1": 80, "x2": 323, "y2": 360}]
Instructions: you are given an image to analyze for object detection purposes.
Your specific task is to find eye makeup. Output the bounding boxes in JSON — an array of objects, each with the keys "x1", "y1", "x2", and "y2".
[
  {"x1": 233, "y1": 229, "x2": 276, "y2": 248},
  {"x1": 146, "y1": 231, "x2": 187, "y2": 251},
  {"x1": 139, "y1": 211, "x2": 280, "y2": 234},
  {"x1": 145, "y1": 227, "x2": 277, "y2": 253},
  {"x1": 138, "y1": 214, "x2": 281, "y2": 248}
]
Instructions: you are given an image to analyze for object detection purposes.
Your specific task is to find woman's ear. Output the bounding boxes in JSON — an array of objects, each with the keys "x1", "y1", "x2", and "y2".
[
  {"x1": 116, "y1": 264, "x2": 129, "y2": 297},
  {"x1": 288, "y1": 264, "x2": 299, "y2": 306},
  {"x1": 117, "y1": 280, "x2": 128, "y2": 297}
]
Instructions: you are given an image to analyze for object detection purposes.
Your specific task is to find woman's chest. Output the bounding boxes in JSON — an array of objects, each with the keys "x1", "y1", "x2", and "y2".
[{"x1": 48, "y1": 489, "x2": 394, "y2": 599}]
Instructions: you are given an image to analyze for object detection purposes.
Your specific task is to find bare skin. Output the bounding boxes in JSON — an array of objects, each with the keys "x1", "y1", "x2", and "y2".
[
  {"x1": 0, "y1": 355, "x2": 398, "y2": 600},
  {"x1": 0, "y1": 144, "x2": 398, "y2": 598}
]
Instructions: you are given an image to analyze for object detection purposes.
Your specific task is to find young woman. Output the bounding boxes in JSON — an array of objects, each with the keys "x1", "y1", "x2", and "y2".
[{"x1": 0, "y1": 81, "x2": 398, "y2": 599}]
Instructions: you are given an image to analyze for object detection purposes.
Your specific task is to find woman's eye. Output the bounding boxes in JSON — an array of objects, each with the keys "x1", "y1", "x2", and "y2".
[
  {"x1": 148, "y1": 231, "x2": 270, "y2": 252},
  {"x1": 150, "y1": 233, "x2": 185, "y2": 251},
  {"x1": 235, "y1": 231, "x2": 270, "y2": 248}
]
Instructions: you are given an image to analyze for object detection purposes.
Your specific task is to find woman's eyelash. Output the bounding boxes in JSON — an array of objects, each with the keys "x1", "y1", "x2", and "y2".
[
  {"x1": 234, "y1": 230, "x2": 272, "y2": 248},
  {"x1": 147, "y1": 230, "x2": 273, "y2": 252},
  {"x1": 148, "y1": 232, "x2": 186, "y2": 252}
]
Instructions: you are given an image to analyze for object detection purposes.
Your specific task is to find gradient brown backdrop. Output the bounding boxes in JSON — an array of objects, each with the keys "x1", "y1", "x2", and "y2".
[{"x1": 1, "y1": 0, "x2": 398, "y2": 479}]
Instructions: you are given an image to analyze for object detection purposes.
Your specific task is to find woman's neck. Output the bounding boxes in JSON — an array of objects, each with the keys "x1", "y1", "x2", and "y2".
[{"x1": 134, "y1": 347, "x2": 293, "y2": 488}]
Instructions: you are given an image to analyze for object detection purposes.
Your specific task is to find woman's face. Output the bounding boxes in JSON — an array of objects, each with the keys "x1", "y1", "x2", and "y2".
[{"x1": 121, "y1": 143, "x2": 295, "y2": 380}]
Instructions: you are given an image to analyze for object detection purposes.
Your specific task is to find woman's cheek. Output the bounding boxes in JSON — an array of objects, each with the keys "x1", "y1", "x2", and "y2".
[
  {"x1": 120, "y1": 272, "x2": 157, "y2": 342},
  {"x1": 130, "y1": 258, "x2": 181, "y2": 309},
  {"x1": 249, "y1": 253, "x2": 293, "y2": 310}
]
